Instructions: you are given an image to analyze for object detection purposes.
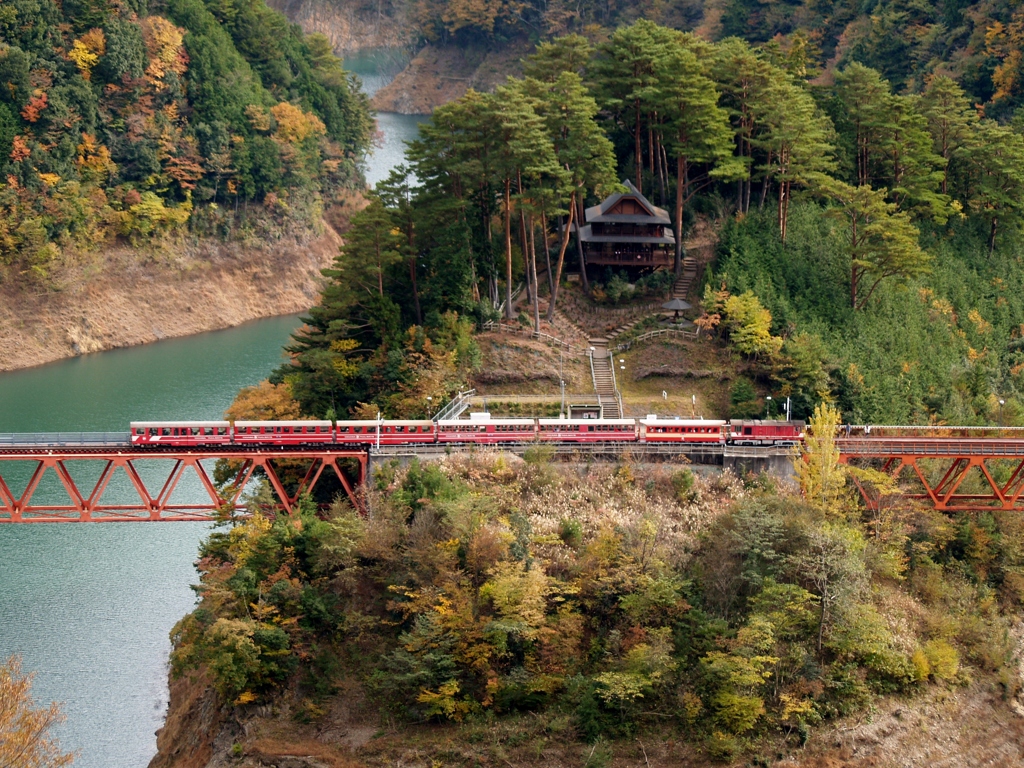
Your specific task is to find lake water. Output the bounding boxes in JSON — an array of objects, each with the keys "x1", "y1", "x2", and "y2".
[
  {"x1": 346, "y1": 48, "x2": 428, "y2": 188},
  {"x1": 0, "y1": 50, "x2": 424, "y2": 768}
]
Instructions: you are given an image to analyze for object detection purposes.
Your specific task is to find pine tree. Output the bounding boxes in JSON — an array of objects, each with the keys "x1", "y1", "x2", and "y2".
[
  {"x1": 958, "y1": 119, "x2": 1024, "y2": 253},
  {"x1": 522, "y1": 34, "x2": 592, "y2": 82},
  {"x1": 920, "y1": 75, "x2": 977, "y2": 197},
  {"x1": 757, "y1": 77, "x2": 836, "y2": 242},
  {"x1": 821, "y1": 179, "x2": 931, "y2": 309},
  {"x1": 523, "y1": 72, "x2": 615, "y2": 320},
  {"x1": 489, "y1": 82, "x2": 562, "y2": 320},
  {"x1": 591, "y1": 20, "x2": 677, "y2": 195},
  {"x1": 712, "y1": 38, "x2": 778, "y2": 214},
  {"x1": 656, "y1": 42, "x2": 741, "y2": 273}
]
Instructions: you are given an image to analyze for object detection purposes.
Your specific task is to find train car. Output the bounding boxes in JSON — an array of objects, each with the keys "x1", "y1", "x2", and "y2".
[
  {"x1": 728, "y1": 419, "x2": 806, "y2": 446},
  {"x1": 232, "y1": 421, "x2": 334, "y2": 445},
  {"x1": 334, "y1": 420, "x2": 382, "y2": 445},
  {"x1": 537, "y1": 418, "x2": 637, "y2": 442},
  {"x1": 377, "y1": 420, "x2": 436, "y2": 445},
  {"x1": 640, "y1": 417, "x2": 727, "y2": 443},
  {"x1": 130, "y1": 421, "x2": 232, "y2": 447},
  {"x1": 437, "y1": 418, "x2": 536, "y2": 444}
]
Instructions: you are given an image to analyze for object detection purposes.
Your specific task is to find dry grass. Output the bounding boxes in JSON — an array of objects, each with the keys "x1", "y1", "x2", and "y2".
[{"x1": 618, "y1": 339, "x2": 740, "y2": 418}]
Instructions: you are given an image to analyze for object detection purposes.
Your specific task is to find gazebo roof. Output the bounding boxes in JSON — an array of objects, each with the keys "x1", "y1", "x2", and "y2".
[{"x1": 585, "y1": 179, "x2": 672, "y2": 226}]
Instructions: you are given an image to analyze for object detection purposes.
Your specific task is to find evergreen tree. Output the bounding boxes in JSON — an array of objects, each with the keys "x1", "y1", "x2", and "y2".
[
  {"x1": 592, "y1": 20, "x2": 677, "y2": 196},
  {"x1": 958, "y1": 119, "x2": 1024, "y2": 253},
  {"x1": 756, "y1": 77, "x2": 836, "y2": 242},
  {"x1": 656, "y1": 42, "x2": 740, "y2": 273},
  {"x1": 920, "y1": 75, "x2": 977, "y2": 197},
  {"x1": 489, "y1": 82, "x2": 561, "y2": 320},
  {"x1": 523, "y1": 72, "x2": 616, "y2": 320},
  {"x1": 711, "y1": 38, "x2": 780, "y2": 214},
  {"x1": 821, "y1": 179, "x2": 931, "y2": 309}
]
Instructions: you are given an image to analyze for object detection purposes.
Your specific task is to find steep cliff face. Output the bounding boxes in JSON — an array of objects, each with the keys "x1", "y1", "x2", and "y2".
[
  {"x1": 369, "y1": 43, "x2": 527, "y2": 114},
  {"x1": 266, "y1": 0, "x2": 414, "y2": 53},
  {"x1": 149, "y1": 671, "x2": 226, "y2": 768},
  {"x1": 0, "y1": 224, "x2": 343, "y2": 372}
]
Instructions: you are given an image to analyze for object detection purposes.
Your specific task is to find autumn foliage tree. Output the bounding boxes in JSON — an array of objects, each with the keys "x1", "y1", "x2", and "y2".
[{"x1": 0, "y1": 656, "x2": 74, "y2": 768}]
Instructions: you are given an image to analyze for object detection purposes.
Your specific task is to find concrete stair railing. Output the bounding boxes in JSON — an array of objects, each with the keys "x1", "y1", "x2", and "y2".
[{"x1": 588, "y1": 338, "x2": 621, "y2": 418}]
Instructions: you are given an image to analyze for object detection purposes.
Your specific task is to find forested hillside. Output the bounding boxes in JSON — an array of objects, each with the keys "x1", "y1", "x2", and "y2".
[
  {"x1": 0, "y1": 0, "x2": 372, "y2": 278},
  {"x1": 161, "y1": 419, "x2": 1024, "y2": 765},
  {"x1": 327, "y1": 0, "x2": 1024, "y2": 117},
  {"x1": 262, "y1": 21, "x2": 1024, "y2": 428}
]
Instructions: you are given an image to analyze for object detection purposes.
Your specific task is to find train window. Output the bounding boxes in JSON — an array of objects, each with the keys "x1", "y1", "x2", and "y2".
[{"x1": 744, "y1": 427, "x2": 752, "y2": 435}]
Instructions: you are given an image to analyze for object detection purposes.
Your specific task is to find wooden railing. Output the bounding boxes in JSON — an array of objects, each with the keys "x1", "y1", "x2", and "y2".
[
  {"x1": 615, "y1": 326, "x2": 699, "y2": 351},
  {"x1": 479, "y1": 321, "x2": 583, "y2": 352}
]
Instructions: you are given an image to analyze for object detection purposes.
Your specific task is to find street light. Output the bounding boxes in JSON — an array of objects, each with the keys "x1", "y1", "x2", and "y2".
[
  {"x1": 426, "y1": 396, "x2": 433, "y2": 417},
  {"x1": 765, "y1": 395, "x2": 772, "y2": 419},
  {"x1": 999, "y1": 398, "x2": 1005, "y2": 427}
]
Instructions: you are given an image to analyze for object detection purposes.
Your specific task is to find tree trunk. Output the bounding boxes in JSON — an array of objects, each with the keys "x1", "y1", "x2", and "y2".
[
  {"x1": 407, "y1": 220, "x2": 421, "y2": 324},
  {"x1": 674, "y1": 154, "x2": 686, "y2": 277},
  {"x1": 530, "y1": 215, "x2": 540, "y2": 331},
  {"x1": 517, "y1": 171, "x2": 529, "y2": 299},
  {"x1": 575, "y1": 194, "x2": 589, "y2": 292},
  {"x1": 541, "y1": 209, "x2": 554, "y2": 297},
  {"x1": 504, "y1": 178, "x2": 513, "y2": 320},
  {"x1": 635, "y1": 101, "x2": 642, "y2": 194},
  {"x1": 989, "y1": 216, "x2": 998, "y2": 255},
  {"x1": 850, "y1": 217, "x2": 859, "y2": 309},
  {"x1": 659, "y1": 139, "x2": 669, "y2": 206},
  {"x1": 648, "y1": 123, "x2": 655, "y2": 180},
  {"x1": 547, "y1": 194, "x2": 576, "y2": 321}
]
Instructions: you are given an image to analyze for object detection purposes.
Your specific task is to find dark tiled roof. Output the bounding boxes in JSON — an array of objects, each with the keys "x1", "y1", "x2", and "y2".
[{"x1": 584, "y1": 179, "x2": 672, "y2": 225}]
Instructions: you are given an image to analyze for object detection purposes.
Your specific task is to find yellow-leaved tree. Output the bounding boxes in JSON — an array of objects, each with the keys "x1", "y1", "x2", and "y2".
[
  {"x1": 0, "y1": 656, "x2": 74, "y2": 768},
  {"x1": 795, "y1": 402, "x2": 848, "y2": 516}
]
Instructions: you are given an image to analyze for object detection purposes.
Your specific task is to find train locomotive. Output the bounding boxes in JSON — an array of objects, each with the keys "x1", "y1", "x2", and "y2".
[{"x1": 129, "y1": 416, "x2": 805, "y2": 449}]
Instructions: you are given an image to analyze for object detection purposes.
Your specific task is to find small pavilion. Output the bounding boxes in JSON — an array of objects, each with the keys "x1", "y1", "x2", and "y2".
[{"x1": 577, "y1": 180, "x2": 676, "y2": 270}]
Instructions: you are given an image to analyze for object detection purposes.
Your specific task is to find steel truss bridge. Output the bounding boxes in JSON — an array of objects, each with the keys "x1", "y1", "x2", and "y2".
[{"x1": 5, "y1": 428, "x2": 1024, "y2": 521}]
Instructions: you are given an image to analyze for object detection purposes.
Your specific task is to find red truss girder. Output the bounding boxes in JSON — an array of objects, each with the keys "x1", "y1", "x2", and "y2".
[
  {"x1": 0, "y1": 450, "x2": 367, "y2": 523},
  {"x1": 838, "y1": 438, "x2": 1024, "y2": 512}
]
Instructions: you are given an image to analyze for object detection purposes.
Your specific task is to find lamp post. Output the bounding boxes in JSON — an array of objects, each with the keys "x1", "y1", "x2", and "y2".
[
  {"x1": 785, "y1": 396, "x2": 791, "y2": 421},
  {"x1": 999, "y1": 398, "x2": 1005, "y2": 427},
  {"x1": 426, "y1": 396, "x2": 433, "y2": 418},
  {"x1": 765, "y1": 395, "x2": 772, "y2": 419}
]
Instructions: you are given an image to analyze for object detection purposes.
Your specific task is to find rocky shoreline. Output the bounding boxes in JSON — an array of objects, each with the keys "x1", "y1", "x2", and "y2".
[
  {"x1": 0, "y1": 224, "x2": 342, "y2": 372},
  {"x1": 370, "y1": 43, "x2": 528, "y2": 114}
]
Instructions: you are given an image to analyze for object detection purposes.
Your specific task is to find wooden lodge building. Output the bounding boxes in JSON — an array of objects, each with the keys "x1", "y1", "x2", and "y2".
[{"x1": 577, "y1": 180, "x2": 676, "y2": 272}]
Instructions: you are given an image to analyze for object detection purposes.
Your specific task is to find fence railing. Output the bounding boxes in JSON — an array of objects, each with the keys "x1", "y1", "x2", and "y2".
[
  {"x1": 479, "y1": 321, "x2": 583, "y2": 352},
  {"x1": 615, "y1": 326, "x2": 699, "y2": 352},
  {"x1": 0, "y1": 432, "x2": 130, "y2": 447}
]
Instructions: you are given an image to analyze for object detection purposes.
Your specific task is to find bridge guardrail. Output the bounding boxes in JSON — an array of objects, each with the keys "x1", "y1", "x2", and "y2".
[{"x1": 0, "y1": 432, "x2": 130, "y2": 447}]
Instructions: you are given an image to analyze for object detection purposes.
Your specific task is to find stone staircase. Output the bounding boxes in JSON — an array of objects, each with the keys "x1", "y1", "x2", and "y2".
[
  {"x1": 589, "y1": 338, "x2": 621, "y2": 418},
  {"x1": 672, "y1": 256, "x2": 699, "y2": 300}
]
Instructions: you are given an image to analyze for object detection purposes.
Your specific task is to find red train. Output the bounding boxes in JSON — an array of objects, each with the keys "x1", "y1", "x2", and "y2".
[{"x1": 129, "y1": 417, "x2": 804, "y2": 448}]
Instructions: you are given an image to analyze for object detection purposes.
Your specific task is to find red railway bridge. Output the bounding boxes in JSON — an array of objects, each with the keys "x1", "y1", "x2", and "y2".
[
  {"x1": 838, "y1": 434, "x2": 1024, "y2": 513},
  {"x1": 6, "y1": 428, "x2": 1024, "y2": 521},
  {"x1": 0, "y1": 440, "x2": 367, "y2": 523}
]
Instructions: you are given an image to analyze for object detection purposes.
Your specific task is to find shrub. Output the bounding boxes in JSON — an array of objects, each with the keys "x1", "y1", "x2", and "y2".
[{"x1": 922, "y1": 639, "x2": 960, "y2": 681}]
